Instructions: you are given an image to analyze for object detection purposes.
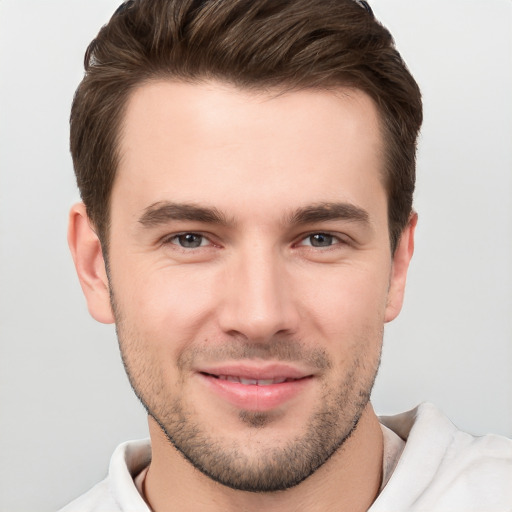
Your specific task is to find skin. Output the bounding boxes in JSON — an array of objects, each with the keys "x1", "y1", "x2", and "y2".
[{"x1": 69, "y1": 80, "x2": 416, "y2": 512}]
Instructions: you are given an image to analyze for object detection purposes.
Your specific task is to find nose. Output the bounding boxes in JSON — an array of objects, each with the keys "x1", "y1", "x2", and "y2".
[{"x1": 217, "y1": 243, "x2": 300, "y2": 342}]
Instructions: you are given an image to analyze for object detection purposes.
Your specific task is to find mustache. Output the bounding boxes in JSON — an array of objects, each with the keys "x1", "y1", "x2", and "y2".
[
  {"x1": 110, "y1": 291, "x2": 333, "y2": 372},
  {"x1": 177, "y1": 339, "x2": 332, "y2": 371}
]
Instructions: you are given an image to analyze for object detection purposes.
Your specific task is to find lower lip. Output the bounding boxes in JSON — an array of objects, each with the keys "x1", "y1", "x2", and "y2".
[{"x1": 199, "y1": 374, "x2": 312, "y2": 411}]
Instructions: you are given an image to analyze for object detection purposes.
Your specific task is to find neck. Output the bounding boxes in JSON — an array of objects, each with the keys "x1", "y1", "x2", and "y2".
[{"x1": 143, "y1": 403, "x2": 383, "y2": 512}]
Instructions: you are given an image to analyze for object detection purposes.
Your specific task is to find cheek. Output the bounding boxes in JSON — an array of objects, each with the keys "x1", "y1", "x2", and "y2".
[
  {"x1": 115, "y1": 264, "x2": 220, "y2": 346},
  {"x1": 298, "y1": 265, "x2": 390, "y2": 335}
]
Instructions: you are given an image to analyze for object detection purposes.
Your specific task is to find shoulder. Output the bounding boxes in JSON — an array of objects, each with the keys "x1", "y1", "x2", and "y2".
[
  {"x1": 57, "y1": 439, "x2": 151, "y2": 512},
  {"x1": 58, "y1": 479, "x2": 119, "y2": 512},
  {"x1": 373, "y1": 403, "x2": 512, "y2": 511}
]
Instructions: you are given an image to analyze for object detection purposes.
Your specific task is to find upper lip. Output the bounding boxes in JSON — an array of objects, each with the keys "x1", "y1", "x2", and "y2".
[{"x1": 196, "y1": 362, "x2": 312, "y2": 381}]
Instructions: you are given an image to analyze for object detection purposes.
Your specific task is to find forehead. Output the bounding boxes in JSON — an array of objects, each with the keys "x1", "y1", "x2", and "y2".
[{"x1": 114, "y1": 80, "x2": 385, "y2": 222}]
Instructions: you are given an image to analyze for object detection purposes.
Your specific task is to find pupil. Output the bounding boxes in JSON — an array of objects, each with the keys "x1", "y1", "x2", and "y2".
[
  {"x1": 180, "y1": 234, "x2": 202, "y2": 248},
  {"x1": 311, "y1": 234, "x2": 332, "y2": 247}
]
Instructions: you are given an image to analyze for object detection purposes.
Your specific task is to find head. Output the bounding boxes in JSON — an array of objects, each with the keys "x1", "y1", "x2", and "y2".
[
  {"x1": 68, "y1": 0, "x2": 421, "y2": 495},
  {"x1": 70, "y1": 0, "x2": 422, "y2": 255}
]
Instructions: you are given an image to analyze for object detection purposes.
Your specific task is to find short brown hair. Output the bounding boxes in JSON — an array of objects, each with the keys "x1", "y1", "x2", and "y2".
[{"x1": 70, "y1": 0, "x2": 422, "y2": 252}]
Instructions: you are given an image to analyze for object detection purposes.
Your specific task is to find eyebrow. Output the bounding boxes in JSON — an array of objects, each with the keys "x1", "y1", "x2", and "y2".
[
  {"x1": 138, "y1": 200, "x2": 370, "y2": 229},
  {"x1": 286, "y1": 202, "x2": 370, "y2": 226},
  {"x1": 139, "y1": 202, "x2": 230, "y2": 227}
]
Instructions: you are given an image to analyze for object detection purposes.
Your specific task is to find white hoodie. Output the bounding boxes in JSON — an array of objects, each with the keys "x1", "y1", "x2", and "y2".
[{"x1": 58, "y1": 403, "x2": 512, "y2": 512}]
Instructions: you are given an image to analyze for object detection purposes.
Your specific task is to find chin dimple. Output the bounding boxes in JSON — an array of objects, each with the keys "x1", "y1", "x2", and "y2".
[{"x1": 210, "y1": 374, "x2": 294, "y2": 386}]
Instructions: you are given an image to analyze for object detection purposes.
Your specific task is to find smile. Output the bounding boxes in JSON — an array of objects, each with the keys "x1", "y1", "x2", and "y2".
[
  {"x1": 206, "y1": 374, "x2": 300, "y2": 386},
  {"x1": 197, "y1": 367, "x2": 313, "y2": 411}
]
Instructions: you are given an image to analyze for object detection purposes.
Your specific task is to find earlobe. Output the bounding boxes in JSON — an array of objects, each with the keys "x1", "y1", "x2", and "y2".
[
  {"x1": 67, "y1": 203, "x2": 115, "y2": 324},
  {"x1": 384, "y1": 212, "x2": 417, "y2": 323}
]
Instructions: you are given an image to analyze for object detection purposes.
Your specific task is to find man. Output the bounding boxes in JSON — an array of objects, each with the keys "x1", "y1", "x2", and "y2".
[{"x1": 62, "y1": 0, "x2": 512, "y2": 510}]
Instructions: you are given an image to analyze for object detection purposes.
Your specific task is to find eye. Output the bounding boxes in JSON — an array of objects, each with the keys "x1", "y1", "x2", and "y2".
[
  {"x1": 298, "y1": 233, "x2": 342, "y2": 248},
  {"x1": 168, "y1": 233, "x2": 210, "y2": 248}
]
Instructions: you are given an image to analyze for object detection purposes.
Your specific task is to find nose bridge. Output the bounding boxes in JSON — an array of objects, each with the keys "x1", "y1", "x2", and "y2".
[{"x1": 218, "y1": 238, "x2": 298, "y2": 341}]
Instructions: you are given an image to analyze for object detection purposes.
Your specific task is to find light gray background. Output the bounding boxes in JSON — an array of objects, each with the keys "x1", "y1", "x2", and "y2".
[{"x1": 1, "y1": 1, "x2": 511, "y2": 510}]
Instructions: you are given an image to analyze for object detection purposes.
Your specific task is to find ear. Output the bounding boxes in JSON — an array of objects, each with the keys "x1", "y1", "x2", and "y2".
[
  {"x1": 384, "y1": 212, "x2": 417, "y2": 323},
  {"x1": 67, "y1": 203, "x2": 115, "y2": 324}
]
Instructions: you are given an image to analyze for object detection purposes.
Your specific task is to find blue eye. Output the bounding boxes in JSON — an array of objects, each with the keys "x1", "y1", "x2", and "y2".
[
  {"x1": 305, "y1": 233, "x2": 336, "y2": 247},
  {"x1": 300, "y1": 233, "x2": 340, "y2": 248},
  {"x1": 172, "y1": 233, "x2": 207, "y2": 248}
]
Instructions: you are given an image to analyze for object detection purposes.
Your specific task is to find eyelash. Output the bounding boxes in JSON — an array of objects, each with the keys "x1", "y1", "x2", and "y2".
[
  {"x1": 161, "y1": 231, "x2": 348, "y2": 250},
  {"x1": 162, "y1": 232, "x2": 215, "y2": 249},
  {"x1": 296, "y1": 232, "x2": 347, "y2": 249}
]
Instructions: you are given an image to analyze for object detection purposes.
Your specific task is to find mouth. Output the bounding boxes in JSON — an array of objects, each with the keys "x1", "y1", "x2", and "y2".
[
  {"x1": 196, "y1": 365, "x2": 314, "y2": 411},
  {"x1": 201, "y1": 373, "x2": 305, "y2": 386}
]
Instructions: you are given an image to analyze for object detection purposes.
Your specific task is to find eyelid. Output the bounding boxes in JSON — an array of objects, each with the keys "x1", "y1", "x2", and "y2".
[
  {"x1": 158, "y1": 230, "x2": 352, "y2": 250},
  {"x1": 295, "y1": 231, "x2": 349, "y2": 247},
  {"x1": 160, "y1": 231, "x2": 217, "y2": 248}
]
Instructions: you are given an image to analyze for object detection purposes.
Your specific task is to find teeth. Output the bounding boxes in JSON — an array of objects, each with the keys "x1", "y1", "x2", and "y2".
[
  {"x1": 257, "y1": 379, "x2": 275, "y2": 386},
  {"x1": 214, "y1": 374, "x2": 295, "y2": 385},
  {"x1": 240, "y1": 378, "x2": 259, "y2": 385}
]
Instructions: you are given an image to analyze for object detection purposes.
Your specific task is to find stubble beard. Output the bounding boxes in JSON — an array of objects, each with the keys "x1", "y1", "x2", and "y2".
[{"x1": 111, "y1": 294, "x2": 382, "y2": 493}]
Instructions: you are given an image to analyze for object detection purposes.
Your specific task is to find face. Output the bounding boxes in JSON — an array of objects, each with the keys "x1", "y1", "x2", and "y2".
[{"x1": 71, "y1": 80, "x2": 414, "y2": 492}]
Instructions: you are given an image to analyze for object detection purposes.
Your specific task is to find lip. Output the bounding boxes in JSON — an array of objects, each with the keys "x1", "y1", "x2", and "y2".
[{"x1": 196, "y1": 363, "x2": 314, "y2": 412}]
